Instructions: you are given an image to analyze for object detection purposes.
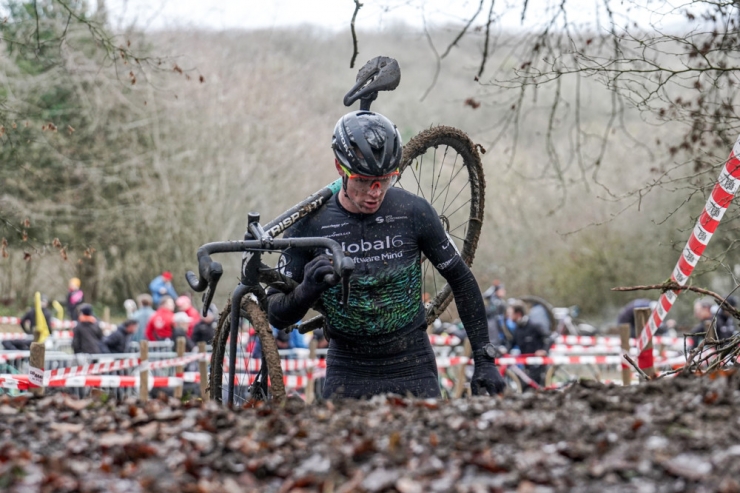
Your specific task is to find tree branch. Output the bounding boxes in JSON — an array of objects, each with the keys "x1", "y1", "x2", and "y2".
[
  {"x1": 612, "y1": 281, "x2": 740, "y2": 319},
  {"x1": 349, "y1": 0, "x2": 363, "y2": 69}
]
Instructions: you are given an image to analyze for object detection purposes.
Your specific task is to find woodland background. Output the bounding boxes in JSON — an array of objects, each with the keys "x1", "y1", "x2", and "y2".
[{"x1": 2, "y1": 0, "x2": 739, "y2": 327}]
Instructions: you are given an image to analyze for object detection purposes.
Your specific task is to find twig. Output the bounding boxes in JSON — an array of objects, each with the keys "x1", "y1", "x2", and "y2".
[
  {"x1": 477, "y1": 0, "x2": 496, "y2": 78},
  {"x1": 349, "y1": 0, "x2": 363, "y2": 69},
  {"x1": 623, "y1": 354, "x2": 650, "y2": 381},
  {"x1": 33, "y1": 0, "x2": 40, "y2": 54},
  {"x1": 612, "y1": 281, "x2": 740, "y2": 320},
  {"x1": 419, "y1": 11, "x2": 441, "y2": 102},
  {"x1": 682, "y1": 338, "x2": 706, "y2": 375},
  {"x1": 440, "y1": 0, "x2": 485, "y2": 59}
]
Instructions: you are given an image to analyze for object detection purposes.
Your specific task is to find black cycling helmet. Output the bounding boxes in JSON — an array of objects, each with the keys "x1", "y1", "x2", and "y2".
[{"x1": 332, "y1": 110, "x2": 402, "y2": 177}]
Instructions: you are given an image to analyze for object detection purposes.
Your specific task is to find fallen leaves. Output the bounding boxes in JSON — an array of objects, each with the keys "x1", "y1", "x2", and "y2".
[{"x1": 0, "y1": 375, "x2": 737, "y2": 490}]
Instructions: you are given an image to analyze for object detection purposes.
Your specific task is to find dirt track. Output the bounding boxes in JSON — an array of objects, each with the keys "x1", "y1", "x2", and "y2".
[{"x1": 0, "y1": 373, "x2": 738, "y2": 492}]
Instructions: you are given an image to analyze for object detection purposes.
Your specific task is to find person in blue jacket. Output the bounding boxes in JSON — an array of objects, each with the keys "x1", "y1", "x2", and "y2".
[{"x1": 149, "y1": 271, "x2": 177, "y2": 307}]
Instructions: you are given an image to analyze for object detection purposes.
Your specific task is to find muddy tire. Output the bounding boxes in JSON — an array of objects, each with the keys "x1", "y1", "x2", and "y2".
[{"x1": 398, "y1": 126, "x2": 486, "y2": 325}]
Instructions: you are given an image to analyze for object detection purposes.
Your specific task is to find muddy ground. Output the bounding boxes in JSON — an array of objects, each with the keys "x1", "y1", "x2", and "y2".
[{"x1": 0, "y1": 373, "x2": 738, "y2": 493}]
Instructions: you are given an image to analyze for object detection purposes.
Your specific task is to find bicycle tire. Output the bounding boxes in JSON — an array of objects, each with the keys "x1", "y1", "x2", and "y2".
[
  {"x1": 519, "y1": 295, "x2": 557, "y2": 334},
  {"x1": 397, "y1": 126, "x2": 486, "y2": 325},
  {"x1": 544, "y1": 364, "x2": 601, "y2": 389},
  {"x1": 209, "y1": 296, "x2": 286, "y2": 404},
  {"x1": 504, "y1": 369, "x2": 523, "y2": 394}
]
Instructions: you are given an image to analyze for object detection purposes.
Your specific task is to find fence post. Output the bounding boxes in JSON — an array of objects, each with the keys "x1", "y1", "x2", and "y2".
[
  {"x1": 139, "y1": 340, "x2": 149, "y2": 403},
  {"x1": 29, "y1": 342, "x2": 45, "y2": 397},
  {"x1": 174, "y1": 337, "x2": 185, "y2": 399},
  {"x1": 634, "y1": 307, "x2": 655, "y2": 378},
  {"x1": 305, "y1": 339, "x2": 317, "y2": 405},
  {"x1": 619, "y1": 324, "x2": 631, "y2": 385},
  {"x1": 198, "y1": 341, "x2": 208, "y2": 402}
]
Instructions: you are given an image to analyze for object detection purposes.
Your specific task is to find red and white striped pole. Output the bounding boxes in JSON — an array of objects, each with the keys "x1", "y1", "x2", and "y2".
[{"x1": 637, "y1": 137, "x2": 740, "y2": 354}]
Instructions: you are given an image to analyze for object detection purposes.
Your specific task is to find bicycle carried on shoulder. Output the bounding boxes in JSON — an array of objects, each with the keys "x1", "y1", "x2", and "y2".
[{"x1": 186, "y1": 56, "x2": 486, "y2": 406}]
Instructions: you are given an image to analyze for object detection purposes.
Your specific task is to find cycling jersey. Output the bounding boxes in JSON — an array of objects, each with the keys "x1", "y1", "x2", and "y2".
[{"x1": 267, "y1": 187, "x2": 489, "y2": 398}]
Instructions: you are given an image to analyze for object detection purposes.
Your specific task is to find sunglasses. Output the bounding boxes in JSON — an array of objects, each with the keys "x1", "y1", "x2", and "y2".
[{"x1": 340, "y1": 165, "x2": 400, "y2": 192}]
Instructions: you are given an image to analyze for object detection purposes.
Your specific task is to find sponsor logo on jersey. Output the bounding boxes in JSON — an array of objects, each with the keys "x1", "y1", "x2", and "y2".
[
  {"x1": 325, "y1": 235, "x2": 403, "y2": 256},
  {"x1": 375, "y1": 215, "x2": 407, "y2": 224},
  {"x1": 321, "y1": 222, "x2": 350, "y2": 230}
]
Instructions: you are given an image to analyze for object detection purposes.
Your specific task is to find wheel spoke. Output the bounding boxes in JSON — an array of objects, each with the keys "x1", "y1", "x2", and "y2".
[{"x1": 437, "y1": 151, "x2": 459, "y2": 214}]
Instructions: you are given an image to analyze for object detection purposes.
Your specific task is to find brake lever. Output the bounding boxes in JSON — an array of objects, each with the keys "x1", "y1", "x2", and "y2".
[{"x1": 200, "y1": 267, "x2": 223, "y2": 317}]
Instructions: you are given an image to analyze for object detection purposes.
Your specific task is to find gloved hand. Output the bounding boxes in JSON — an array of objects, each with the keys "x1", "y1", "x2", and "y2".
[
  {"x1": 294, "y1": 255, "x2": 336, "y2": 305},
  {"x1": 471, "y1": 356, "x2": 506, "y2": 395}
]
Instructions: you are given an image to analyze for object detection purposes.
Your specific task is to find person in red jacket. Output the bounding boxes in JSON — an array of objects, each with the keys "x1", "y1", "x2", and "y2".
[
  {"x1": 176, "y1": 295, "x2": 200, "y2": 338},
  {"x1": 145, "y1": 296, "x2": 175, "y2": 341}
]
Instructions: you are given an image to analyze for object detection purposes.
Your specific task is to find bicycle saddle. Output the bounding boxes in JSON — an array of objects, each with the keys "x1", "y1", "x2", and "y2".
[{"x1": 343, "y1": 56, "x2": 401, "y2": 110}]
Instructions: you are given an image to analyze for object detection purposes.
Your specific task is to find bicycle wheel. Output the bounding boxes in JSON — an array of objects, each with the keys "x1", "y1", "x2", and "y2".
[
  {"x1": 504, "y1": 369, "x2": 523, "y2": 394},
  {"x1": 209, "y1": 296, "x2": 286, "y2": 404},
  {"x1": 519, "y1": 296, "x2": 557, "y2": 334},
  {"x1": 545, "y1": 364, "x2": 601, "y2": 389},
  {"x1": 397, "y1": 126, "x2": 485, "y2": 325}
]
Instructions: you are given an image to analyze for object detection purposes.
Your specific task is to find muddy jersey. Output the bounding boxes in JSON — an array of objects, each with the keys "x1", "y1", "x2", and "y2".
[{"x1": 277, "y1": 188, "x2": 460, "y2": 339}]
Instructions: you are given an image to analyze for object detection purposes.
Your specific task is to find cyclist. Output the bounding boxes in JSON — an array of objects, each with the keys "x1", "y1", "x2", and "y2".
[{"x1": 267, "y1": 110, "x2": 504, "y2": 399}]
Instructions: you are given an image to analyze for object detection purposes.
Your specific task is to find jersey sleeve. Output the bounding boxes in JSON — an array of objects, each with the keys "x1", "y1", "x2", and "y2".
[
  {"x1": 415, "y1": 198, "x2": 492, "y2": 354},
  {"x1": 266, "y1": 221, "x2": 318, "y2": 328}
]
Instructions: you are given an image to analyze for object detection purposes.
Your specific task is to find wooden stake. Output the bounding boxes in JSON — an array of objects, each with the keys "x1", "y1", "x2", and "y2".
[
  {"x1": 29, "y1": 342, "x2": 45, "y2": 396},
  {"x1": 198, "y1": 341, "x2": 208, "y2": 402},
  {"x1": 174, "y1": 337, "x2": 185, "y2": 399},
  {"x1": 619, "y1": 324, "x2": 631, "y2": 386},
  {"x1": 139, "y1": 340, "x2": 148, "y2": 403},
  {"x1": 452, "y1": 363, "x2": 466, "y2": 399},
  {"x1": 634, "y1": 307, "x2": 656, "y2": 378},
  {"x1": 305, "y1": 338, "x2": 317, "y2": 405}
]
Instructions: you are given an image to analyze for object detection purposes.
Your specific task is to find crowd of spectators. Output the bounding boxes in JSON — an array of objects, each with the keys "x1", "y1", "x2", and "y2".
[{"x1": 3, "y1": 270, "x2": 317, "y2": 356}]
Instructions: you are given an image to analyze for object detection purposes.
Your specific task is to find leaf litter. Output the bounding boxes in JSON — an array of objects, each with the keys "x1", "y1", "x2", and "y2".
[{"x1": 1, "y1": 373, "x2": 740, "y2": 492}]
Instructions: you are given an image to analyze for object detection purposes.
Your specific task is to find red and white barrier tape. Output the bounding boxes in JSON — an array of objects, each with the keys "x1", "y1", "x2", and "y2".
[
  {"x1": 0, "y1": 317, "x2": 114, "y2": 330},
  {"x1": 0, "y1": 331, "x2": 74, "y2": 341},
  {"x1": 428, "y1": 334, "x2": 461, "y2": 346},
  {"x1": 637, "y1": 137, "x2": 740, "y2": 352},
  {"x1": 148, "y1": 353, "x2": 206, "y2": 370},
  {"x1": 46, "y1": 358, "x2": 141, "y2": 382},
  {"x1": 0, "y1": 352, "x2": 30, "y2": 363},
  {"x1": 555, "y1": 335, "x2": 683, "y2": 347},
  {"x1": 495, "y1": 355, "x2": 623, "y2": 366}
]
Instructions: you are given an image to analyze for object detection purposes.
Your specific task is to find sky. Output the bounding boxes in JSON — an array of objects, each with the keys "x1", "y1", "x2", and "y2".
[{"x1": 104, "y1": 0, "x2": 671, "y2": 33}]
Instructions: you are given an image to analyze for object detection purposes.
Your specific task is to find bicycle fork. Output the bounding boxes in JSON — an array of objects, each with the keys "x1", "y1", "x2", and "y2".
[{"x1": 228, "y1": 215, "x2": 267, "y2": 408}]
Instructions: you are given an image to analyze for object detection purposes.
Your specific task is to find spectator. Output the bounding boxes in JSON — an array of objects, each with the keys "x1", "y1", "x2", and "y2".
[
  {"x1": 311, "y1": 328, "x2": 329, "y2": 349},
  {"x1": 483, "y1": 282, "x2": 508, "y2": 347},
  {"x1": 172, "y1": 311, "x2": 195, "y2": 351},
  {"x1": 123, "y1": 299, "x2": 137, "y2": 318},
  {"x1": 252, "y1": 325, "x2": 307, "y2": 359},
  {"x1": 2, "y1": 296, "x2": 53, "y2": 351},
  {"x1": 131, "y1": 294, "x2": 155, "y2": 343},
  {"x1": 509, "y1": 300, "x2": 551, "y2": 386},
  {"x1": 715, "y1": 296, "x2": 738, "y2": 341},
  {"x1": 192, "y1": 304, "x2": 218, "y2": 345},
  {"x1": 102, "y1": 319, "x2": 137, "y2": 353},
  {"x1": 149, "y1": 271, "x2": 177, "y2": 307},
  {"x1": 72, "y1": 304, "x2": 104, "y2": 354},
  {"x1": 690, "y1": 298, "x2": 715, "y2": 350},
  {"x1": 616, "y1": 298, "x2": 654, "y2": 337},
  {"x1": 145, "y1": 296, "x2": 175, "y2": 341},
  {"x1": 175, "y1": 295, "x2": 200, "y2": 338},
  {"x1": 66, "y1": 277, "x2": 84, "y2": 321}
]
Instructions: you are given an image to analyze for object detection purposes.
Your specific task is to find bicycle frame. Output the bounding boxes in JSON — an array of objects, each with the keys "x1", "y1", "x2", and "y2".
[{"x1": 186, "y1": 204, "x2": 354, "y2": 407}]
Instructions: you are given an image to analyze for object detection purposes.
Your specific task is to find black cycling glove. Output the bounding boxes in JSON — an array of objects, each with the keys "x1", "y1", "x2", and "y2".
[
  {"x1": 268, "y1": 255, "x2": 336, "y2": 328},
  {"x1": 471, "y1": 355, "x2": 506, "y2": 395},
  {"x1": 294, "y1": 255, "x2": 336, "y2": 304}
]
